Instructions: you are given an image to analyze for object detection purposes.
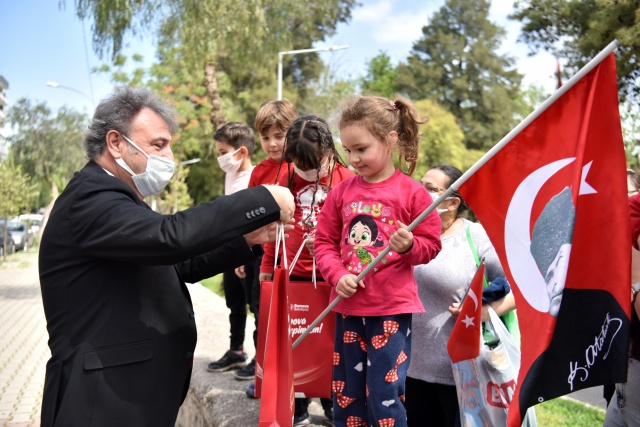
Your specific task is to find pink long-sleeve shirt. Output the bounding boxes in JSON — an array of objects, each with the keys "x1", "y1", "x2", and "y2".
[{"x1": 314, "y1": 169, "x2": 442, "y2": 316}]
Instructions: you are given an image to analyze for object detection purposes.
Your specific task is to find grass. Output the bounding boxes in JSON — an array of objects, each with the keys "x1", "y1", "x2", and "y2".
[
  {"x1": 531, "y1": 397, "x2": 605, "y2": 426},
  {"x1": 200, "y1": 274, "x2": 224, "y2": 297},
  {"x1": 0, "y1": 245, "x2": 38, "y2": 269}
]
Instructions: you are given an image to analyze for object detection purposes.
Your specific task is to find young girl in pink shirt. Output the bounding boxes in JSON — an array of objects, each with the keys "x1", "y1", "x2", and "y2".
[
  {"x1": 260, "y1": 115, "x2": 354, "y2": 426},
  {"x1": 314, "y1": 95, "x2": 442, "y2": 427}
]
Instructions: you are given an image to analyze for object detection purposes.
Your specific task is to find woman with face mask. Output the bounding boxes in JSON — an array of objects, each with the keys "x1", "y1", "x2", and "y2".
[{"x1": 404, "y1": 164, "x2": 516, "y2": 427}]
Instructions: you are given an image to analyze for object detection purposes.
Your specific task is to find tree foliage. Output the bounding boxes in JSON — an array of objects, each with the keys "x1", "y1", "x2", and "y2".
[
  {"x1": 0, "y1": 161, "x2": 38, "y2": 258},
  {"x1": 359, "y1": 52, "x2": 398, "y2": 99},
  {"x1": 413, "y1": 99, "x2": 468, "y2": 178},
  {"x1": 396, "y1": 0, "x2": 523, "y2": 151},
  {"x1": 511, "y1": 0, "x2": 640, "y2": 103},
  {"x1": 65, "y1": 0, "x2": 356, "y2": 127},
  {"x1": 7, "y1": 99, "x2": 88, "y2": 211}
]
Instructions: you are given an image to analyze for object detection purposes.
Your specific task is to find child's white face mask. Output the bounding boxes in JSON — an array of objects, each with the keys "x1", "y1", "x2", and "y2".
[
  {"x1": 217, "y1": 148, "x2": 242, "y2": 173},
  {"x1": 294, "y1": 158, "x2": 329, "y2": 182}
]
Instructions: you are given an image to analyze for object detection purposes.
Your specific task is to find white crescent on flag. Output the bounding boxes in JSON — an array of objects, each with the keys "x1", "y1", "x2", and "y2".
[{"x1": 504, "y1": 158, "x2": 596, "y2": 313}]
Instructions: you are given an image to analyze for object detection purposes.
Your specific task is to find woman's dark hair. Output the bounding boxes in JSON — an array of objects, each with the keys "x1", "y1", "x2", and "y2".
[
  {"x1": 431, "y1": 164, "x2": 469, "y2": 217},
  {"x1": 628, "y1": 169, "x2": 640, "y2": 191}
]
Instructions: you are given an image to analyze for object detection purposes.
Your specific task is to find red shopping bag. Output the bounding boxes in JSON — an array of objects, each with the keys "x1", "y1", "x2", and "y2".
[
  {"x1": 256, "y1": 280, "x2": 335, "y2": 398},
  {"x1": 258, "y1": 265, "x2": 295, "y2": 426}
]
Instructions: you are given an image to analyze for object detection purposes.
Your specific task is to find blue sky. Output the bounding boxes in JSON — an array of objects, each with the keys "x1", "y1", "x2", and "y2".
[{"x1": 1, "y1": 0, "x2": 556, "y2": 116}]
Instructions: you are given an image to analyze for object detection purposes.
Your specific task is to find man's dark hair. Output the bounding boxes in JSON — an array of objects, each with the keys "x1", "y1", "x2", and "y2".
[{"x1": 84, "y1": 86, "x2": 178, "y2": 161}]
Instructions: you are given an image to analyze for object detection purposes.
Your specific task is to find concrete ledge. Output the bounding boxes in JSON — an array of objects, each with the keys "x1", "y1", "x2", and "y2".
[
  {"x1": 176, "y1": 283, "x2": 260, "y2": 427},
  {"x1": 176, "y1": 283, "x2": 332, "y2": 427}
]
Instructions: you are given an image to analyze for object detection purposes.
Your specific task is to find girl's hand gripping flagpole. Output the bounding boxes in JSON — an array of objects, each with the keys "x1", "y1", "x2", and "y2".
[{"x1": 292, "y1": 39, "x2": 620, "y2": 350}]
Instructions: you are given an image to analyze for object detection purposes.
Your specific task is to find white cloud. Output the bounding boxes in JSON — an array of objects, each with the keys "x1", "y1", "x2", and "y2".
[{"x1": 352, "y1": 0, "x2": 430, "y2": 44}]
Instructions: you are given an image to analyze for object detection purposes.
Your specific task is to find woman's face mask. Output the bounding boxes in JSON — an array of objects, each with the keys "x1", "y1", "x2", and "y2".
[
  {"x1": 217, "y1": 148, "x2": 243, "y2": 173},
  {"x1": 115, "y1": 135, "x2": 175, "y2": 198},
  {"x1": 428, "y1": 191, "x2": 453, "y2": 215}
]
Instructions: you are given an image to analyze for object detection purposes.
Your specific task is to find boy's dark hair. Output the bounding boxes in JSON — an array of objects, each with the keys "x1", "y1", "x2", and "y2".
[
  {"x1": 213, "y1": 122, "x2": 255, "y2": 154},
  {"x1": 254, "y1": 100, "x2": 298, "y2": 136}
]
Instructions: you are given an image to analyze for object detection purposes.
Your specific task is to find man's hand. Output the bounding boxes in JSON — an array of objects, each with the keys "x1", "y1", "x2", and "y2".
[
  {"x1": 335, "y1": 274, "x2": 365, "y2": 298},
  {"x1": 389, "y1": 221, "x2": 413, "y2": 254},
  {"x1": 259, "y1": 272, "x2": 273, "y2": 282},
  {"x1": 234, "y1": 266, "x2": 246, "y2": 279},
  {"x1": 244, "y1": 219, "x2": 294, "y2": 247},
  {"x1": 263, "y1": 185, "x2": 294, "y2": 222}
]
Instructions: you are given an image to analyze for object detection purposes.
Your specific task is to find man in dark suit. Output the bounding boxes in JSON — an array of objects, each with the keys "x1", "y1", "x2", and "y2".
[{"x1": 38, "y1": 86, "x2": 294, "y2": 427}]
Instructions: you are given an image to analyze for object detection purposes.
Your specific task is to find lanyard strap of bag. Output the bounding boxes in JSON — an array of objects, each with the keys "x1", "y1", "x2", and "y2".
[
  {"x1": 273, "y1": 222, "x2": 288, "y2": 271},
  {"x1": 466, "y1": 225, "x2": 489, "y2": 288},
  {"x1": 289, "y1": 236, "x2": 318, "y2": 289}
]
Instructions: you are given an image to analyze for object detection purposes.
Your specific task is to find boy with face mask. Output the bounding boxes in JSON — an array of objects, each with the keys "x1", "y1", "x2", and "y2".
[{"x1": 207, "y1": 122, "x2": 257, "y2": 375}]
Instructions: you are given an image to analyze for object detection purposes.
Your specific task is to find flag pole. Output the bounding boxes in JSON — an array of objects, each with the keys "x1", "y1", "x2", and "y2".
[{"x1": 292, "y1": 39, "x2": 620, "y2": 350}]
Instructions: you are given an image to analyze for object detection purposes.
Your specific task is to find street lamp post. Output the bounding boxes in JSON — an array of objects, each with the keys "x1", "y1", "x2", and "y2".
[
  {"x1": 277, "y1": 45, "x2": 349, "y2": 100},
  {"x1": 46, "y1": 81, "x2": 95, "y2": 106}
]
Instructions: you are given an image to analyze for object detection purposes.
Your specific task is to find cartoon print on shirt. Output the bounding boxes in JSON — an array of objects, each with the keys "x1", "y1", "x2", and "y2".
[
  {"x1": 345, "y1": 215, "x2": 385, "y2": 269},
  {"x1": 296, "y1": 183, "x2": 329, "y2": 231}
]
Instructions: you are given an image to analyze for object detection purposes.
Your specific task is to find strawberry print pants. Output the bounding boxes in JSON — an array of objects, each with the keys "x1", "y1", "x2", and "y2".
[{"x1": 332, "y1": 313, "x2": 412, "y2": 427}]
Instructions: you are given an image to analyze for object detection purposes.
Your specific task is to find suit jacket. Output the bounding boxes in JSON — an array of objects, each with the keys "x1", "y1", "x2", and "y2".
[{"x1": 39, "y1": 162, "x2": 280, "y2": 427}]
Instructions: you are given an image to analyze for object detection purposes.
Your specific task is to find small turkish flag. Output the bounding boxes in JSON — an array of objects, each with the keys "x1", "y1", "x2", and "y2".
[{"x1": 447, "y1": 263, "x2": 485, "y2": 364}]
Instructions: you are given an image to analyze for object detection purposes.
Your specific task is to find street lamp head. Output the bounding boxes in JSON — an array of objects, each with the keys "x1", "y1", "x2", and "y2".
[
  {"x1": 45, "y1": 81, "x2": 95, "y2": 107},
  {"x1": 179, "y1": 158, "x2": 201, "y2": 166},
  {"x1": 327, "y1": 45, "x2": 349, "y2": 52},
  {"x1": 277, "y1": 44, "x2": 350, "y2": 100}
]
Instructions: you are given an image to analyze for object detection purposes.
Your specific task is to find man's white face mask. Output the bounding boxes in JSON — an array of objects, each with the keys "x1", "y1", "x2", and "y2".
[{"x1": 115, "y1": 134, "x2": 175, "y2": 198}]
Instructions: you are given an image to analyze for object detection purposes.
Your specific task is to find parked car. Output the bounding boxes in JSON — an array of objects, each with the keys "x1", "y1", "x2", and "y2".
[
  {"x1": 0, "y1": 235, "x2": 15, "y2": 257},
  {"x1": 0, "y1": 219, "x2": 33, "y2": 251},
  {"x1": 17, "y1": 213, "x2": 44, "y2": 236}
]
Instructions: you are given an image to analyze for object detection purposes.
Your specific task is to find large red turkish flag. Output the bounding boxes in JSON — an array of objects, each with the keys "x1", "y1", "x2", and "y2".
[
  {"x1": 459, "y1": 53, "x2": 631, "y2": 425},
  {"x1": 447, "y1": 263, "x2": 485, "y2": 364}
]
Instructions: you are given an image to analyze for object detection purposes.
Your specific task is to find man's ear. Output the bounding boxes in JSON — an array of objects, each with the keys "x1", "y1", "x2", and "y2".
[{"x1": 105, "y1": 130, "x2": 124, "y2": 159}]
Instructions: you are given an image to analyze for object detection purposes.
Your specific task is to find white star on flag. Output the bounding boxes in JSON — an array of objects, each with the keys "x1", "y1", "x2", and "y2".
[{"x1": 462, "y1": 315, "x2": 475, "y2": 328}]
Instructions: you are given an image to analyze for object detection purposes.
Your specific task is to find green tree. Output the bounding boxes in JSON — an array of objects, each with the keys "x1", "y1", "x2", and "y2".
[
  {"x1": 396, "y1": 0, "x2": 523, "y2": 151},
  {"x1": 66, "y1": 0, "x2": 355, "y2": 128},
  {"x1": 299, "y1": 65, "x2": 358, "y2": 120},
  {"x1": 7, "y1": 99, "x2": 88, "y2": 216},
  {"x1": 0, "y1": 161, "x2": 37, "y2": 258},
  {"x1": 511, "y1": 0, "x2": 640, "y2": 102},
  {"x1": 413, "y1": 99, "x2": 468, "y2": 178},
  {"x1": 360, "y1": 52, "x2": 398, "y2": 98}
]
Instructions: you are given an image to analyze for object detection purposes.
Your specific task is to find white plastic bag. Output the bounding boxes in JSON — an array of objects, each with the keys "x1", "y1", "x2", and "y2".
[{"x1": 452, "y1": 307, "x2": 537, "y2": 427}]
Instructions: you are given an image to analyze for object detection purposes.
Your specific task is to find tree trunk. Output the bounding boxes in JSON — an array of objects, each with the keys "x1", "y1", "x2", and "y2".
[
  {"x1": 204, "y1": 61, "x2": 227, "y2": 130},
  {"x1": 38, "y1": 181, "x2": 59, "y2": 243}
]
